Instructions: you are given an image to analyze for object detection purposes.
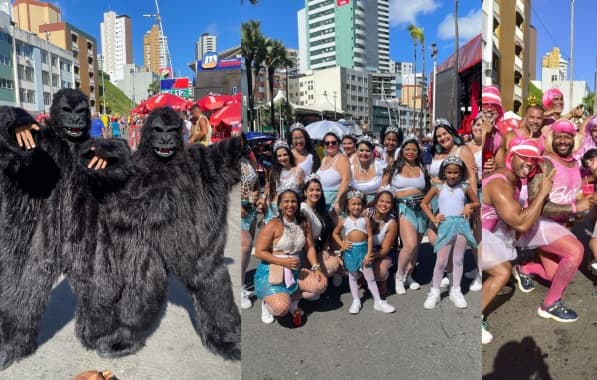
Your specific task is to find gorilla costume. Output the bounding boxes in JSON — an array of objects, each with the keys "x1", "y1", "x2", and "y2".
[
  {"x1": 77, "y1": 107, "x2": 241, "y2": 360},
  {"x1": 0, "y1": 89, "x2": 131, "y2": 370}
]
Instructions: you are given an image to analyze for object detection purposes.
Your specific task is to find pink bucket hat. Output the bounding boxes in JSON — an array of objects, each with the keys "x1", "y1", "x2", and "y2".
[{"x1": 482, "y1": 86, "x2": 504, "y2": 121}]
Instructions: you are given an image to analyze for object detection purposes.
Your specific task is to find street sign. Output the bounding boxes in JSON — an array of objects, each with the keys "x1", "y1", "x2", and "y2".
[{"x1": 161, "y1": 78, "x2": 190, "y2": 99}]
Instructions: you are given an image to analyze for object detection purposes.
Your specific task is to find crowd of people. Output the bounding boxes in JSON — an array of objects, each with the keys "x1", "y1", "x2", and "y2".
[
  {"x1": 240, "y1": 115, "x2": 484, "y2": 325},
  {"x1": 481, "y1": 85, "x2": 597, "y2": 345}
]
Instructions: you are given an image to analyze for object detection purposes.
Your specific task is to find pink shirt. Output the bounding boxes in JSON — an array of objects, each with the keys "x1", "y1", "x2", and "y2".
[{"x1": 544, "y1": 155, "x2": 581, "y2": 223}]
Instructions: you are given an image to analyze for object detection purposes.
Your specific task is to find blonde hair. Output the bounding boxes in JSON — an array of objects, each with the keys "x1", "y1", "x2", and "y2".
[{"x1": 543, "y1": 129, "x2": 581, "y2": 154}]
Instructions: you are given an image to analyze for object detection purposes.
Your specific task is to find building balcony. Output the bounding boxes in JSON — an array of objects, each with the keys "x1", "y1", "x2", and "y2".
[
  {"x1": 516, "y1": 0, "x2": 525, "y2": 16},
  {"x1": 493, "y1": 0, "x2": 500, "y2": 19},
  {"x1": 308, "y1": 2, "x2": 334, "y2": 16},
  {"x1": 514, "y1": 84, "x2": 522, "y2": 99},
  {"x1": 514, "y1": 55, "x2": 523, "y2": 71},
  {"x1": 515, "y1": 27, "x2": 524, "y2": 44}
]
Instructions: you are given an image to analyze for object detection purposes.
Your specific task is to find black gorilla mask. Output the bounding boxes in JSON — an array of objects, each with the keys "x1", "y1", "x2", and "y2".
[
  {"x1": 150, "y1": 116, "x2": 180, "y2": 158},
  {"x1": 58, "y1": 96, "x2": 89, "y2": 138}
]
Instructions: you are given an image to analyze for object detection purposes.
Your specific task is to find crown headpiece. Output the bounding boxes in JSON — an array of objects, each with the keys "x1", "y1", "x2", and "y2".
[
  {"x1": 304, "y1": 173, "x2": 320, "y2": 184},
  {"x1": 527, "y1": 95, "x2": 538, "y2": 107},
  {"x1": 273, "y1": 140, "x2": 289, "y2": 151},
  {"x1": 357, "y1": 135, "x2": 374, "y2": 146},
  {"x1": 384, "y1": 126, "x2": 400, "y2": 135},
  {"x1": 377, "y1": 184, "x2": 394, "y2": 197},
  {"x1": 290, "y1": 123, "x2": 306, "y2": 132},
  {"x1": 433, "y1": 118, "x2": 452, "y2": 129},
  {"x1": 346, "y1": 189, "x2": 364, "y2": 199},
  {"x1": 276, "y1": 183, "x2": 298, "y2": 195}
]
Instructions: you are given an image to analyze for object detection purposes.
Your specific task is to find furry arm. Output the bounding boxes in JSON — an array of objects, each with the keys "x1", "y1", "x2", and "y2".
[{"x1": 79, "y1": 138, "x2": 133, "y2": 191}]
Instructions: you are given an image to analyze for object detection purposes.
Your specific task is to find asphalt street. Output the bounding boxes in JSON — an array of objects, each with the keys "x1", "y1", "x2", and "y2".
[
  {"x1": 0, "y1": 185, "x2": 242, "y2": 380},
  {"x1": 242, "y1": 241, "x2": 481, "y2": 380},
  {"x1": 482, "y1": 222, "x2": 597, "y2": 380}
]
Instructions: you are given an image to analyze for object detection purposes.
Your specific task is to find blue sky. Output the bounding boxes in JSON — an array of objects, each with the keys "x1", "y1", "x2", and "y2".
[
  {"x1": 531, "y1": 0, "x2": 596, "y2": 91},
  {"x1": 47, "y1": 0, "x2": 242, "y2": 78},
  {"x1": 241, "y1": 0, "x2": 481, "y2": 72}
]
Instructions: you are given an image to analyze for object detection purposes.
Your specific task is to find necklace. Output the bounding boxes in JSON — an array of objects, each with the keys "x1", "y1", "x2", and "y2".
[{"x1": 404, "y1": 161, "x2": 418, "y2": 167}]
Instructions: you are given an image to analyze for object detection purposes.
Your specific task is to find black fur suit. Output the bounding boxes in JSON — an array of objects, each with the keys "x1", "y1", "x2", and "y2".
[
  {"x1": 0, "y1": 89, "x2": 131, "y2": 370},
  {"x1": 80, "y1": 107, "x2": 241, "y2": 360}
]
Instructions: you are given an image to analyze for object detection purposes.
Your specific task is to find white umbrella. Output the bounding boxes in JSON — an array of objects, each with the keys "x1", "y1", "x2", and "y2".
[{"x1": 305, "y1": 120, "x2": 352, "y2": 140}]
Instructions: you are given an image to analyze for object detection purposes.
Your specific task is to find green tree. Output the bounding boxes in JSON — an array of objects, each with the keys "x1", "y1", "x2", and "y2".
[
  {"x1": 241, "y1": 20, "x2": 267, "y2": 130},
  {"x1": 582, "y1": 92, "x2": 594, "y2": 115},
  {"x1": 148, "y1": 80, "x2": 160, "y2": 96},
  {"x1": 527, "y1": 82, "x2": 543, "y2": 111},
  {"x1": 261, "y1": 39, "x2": 293, "y2": 131}
]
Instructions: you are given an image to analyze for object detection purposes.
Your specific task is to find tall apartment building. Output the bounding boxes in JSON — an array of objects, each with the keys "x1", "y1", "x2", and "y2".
[
  {"x1": 100, "y1": 11, "x2": 133, "y2": 82},
  {"x1": 0, "y1": 8, "x2": 76, "y2": 113},
  {"x1": 299, "y1": 0, "x2": 390, "y2": 72},
  {"x1": 482, "y1": 0, "x2": 533, "y2": 114},
  {"x1": 12, "y1": 0, "x2": 99, "y2": 110},
  {"x1": 143, "y1": 23, "x2": 168, "y2": 76},
  {"x1": 542, "y1": 47, "x2": 568, "y2": 80},
  {"x1": 196, "y1": 33, "x2": 216, "y2": 60}
]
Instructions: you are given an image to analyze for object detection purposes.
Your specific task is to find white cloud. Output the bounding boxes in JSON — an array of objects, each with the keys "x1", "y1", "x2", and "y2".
[
  {"x1": 437, "y1": 8, "x2": 482, "y2": 41},
  {"x1": 389, "y1": 0, "x2": 441, "y2": 27}
]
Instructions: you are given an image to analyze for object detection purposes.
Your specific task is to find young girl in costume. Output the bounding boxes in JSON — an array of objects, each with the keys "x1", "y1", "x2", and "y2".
[
  {"x1": 420, "y1": 157, "x2": 480, "y2": 309},
  {"x1": 332, "y1": 189, "x2": 396, "y2": 314}
]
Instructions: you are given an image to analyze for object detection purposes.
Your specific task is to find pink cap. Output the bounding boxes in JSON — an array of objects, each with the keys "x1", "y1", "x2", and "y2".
[
  {"x1": 542, "y1": 88, "x2": 564, "y2": 110},
  {"x1": 551, "y1": 119, "x2": 576, "y2": 135}
]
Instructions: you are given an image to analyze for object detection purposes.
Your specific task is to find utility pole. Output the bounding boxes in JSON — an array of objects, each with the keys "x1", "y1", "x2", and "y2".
[{"x1": 570, "y1": 0, "x2": 575, "y2": 108}]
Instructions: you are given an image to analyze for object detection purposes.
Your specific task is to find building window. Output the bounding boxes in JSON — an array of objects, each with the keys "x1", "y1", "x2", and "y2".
[
  {"x1": 17, "y1": 64, "x2": 24, "y2": 79},
  {"x1": 25, "y1": 67, "x2": 34, "y2": 82},
  {"x1": 42, "y1": 71, "x2": 50, "y2": 85},
  {"x1": 52, "y1": 74, "x2": 59, "y2": 87},
  {"x1": 51, "y1": 56, "x2": 57, "y2": 67},
  {"x1": 43, "y1": 92, "x2": 51, "y2": 105},
  {"x1": 19, "y1": 88, "x2": 25, "y2": 102},
  {"x1": 26, "y1": 90, "x2": 35, "y2": 103},
  {"x1": 0, "y1": 77, "x2": 14, "y2": 89}
]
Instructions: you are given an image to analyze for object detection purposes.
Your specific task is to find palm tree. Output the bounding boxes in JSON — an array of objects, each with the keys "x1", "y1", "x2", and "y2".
[
  {"x1": 408, "y1": 24, "x2": 424, "y2": 132},
  {"x1": 241, "y1": 20, "x2": 266, "y2": 130},
  {"x1": 262, "y1": 39, "x2": 293, "y2": 132}
]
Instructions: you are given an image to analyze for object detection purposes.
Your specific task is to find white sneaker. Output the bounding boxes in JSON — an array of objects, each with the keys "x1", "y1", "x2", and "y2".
[
  {"x1": 464, "y1": 269, "x2": 478, "y2": 280},
  {"x1": 373, "y1": 300, "x2": 396, "y2": 313},
  {"x1": 469, "y1": 274, "x2": 482, "y2": 292},
  {"x1": 332, "y1": 273, "x2": 343, "y2": 287},
  {"x1": 395, "y1": 277, "x2": 406, "y2": 295},
  {"x1": 440, "y1": 276, "x2": 450, "y2": 288},
  {"x1": 482, "y1": 321, "x2": 493, "y2": 344},
  {"x1": 349, "y1": 299, "x2": 362, "y2": 314},
  {"x1": 449, "y1": 288, "x2": 468, "y2": 308},
  {"x1": 423, "y1": 288, "x2": 441, "y2": 309},
  {"x1": 240, "y1": 288, "x2": 252, "y2": 310},
  {"x1": 261, "y1": 301, "x2": 274, "y2": 324},
  {"x1": 406, "y1": 274, "x2": 420, "y2": 290}
]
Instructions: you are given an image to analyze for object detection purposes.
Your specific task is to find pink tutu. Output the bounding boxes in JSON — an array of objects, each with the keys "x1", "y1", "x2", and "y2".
[
  {"x1": 482, "y1": 222, "x2": 517, "y2": 270},
  {"x1": 515, "y1": 217, "x2": 572, "y2": 249}
]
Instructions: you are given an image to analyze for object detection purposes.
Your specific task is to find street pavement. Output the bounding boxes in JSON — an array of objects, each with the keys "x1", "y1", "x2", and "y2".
[
  {"x1": 242, "y1": 241, "x2": 481, "y2": 380},
  {"x1": 0, "y1": 186, "x2": 242, "y2": 380},
  {"x1": 482, "y1": 222, "x2": 597, "y2": 379}
]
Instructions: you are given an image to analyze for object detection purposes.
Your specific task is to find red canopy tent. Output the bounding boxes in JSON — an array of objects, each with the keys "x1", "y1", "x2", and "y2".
[{"x1": 134, "y1": 93, "x2": 190, "y2": 114}]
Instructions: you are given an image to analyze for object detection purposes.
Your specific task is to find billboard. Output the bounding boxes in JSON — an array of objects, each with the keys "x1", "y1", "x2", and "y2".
[
  {"x1": 161, "y1": 77, "x2": 190, "y2": 98},
  {"x1": 337, "y1": 0, "x2": 350, "y2": 5},
  {"x1": 196, "y1": 57, "x2": 242, "y2": 72}
]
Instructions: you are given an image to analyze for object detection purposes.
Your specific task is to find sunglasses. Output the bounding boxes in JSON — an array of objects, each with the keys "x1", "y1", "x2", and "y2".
[{"x1": 324, "y1": 140, "x2": 338, "y2": 147}]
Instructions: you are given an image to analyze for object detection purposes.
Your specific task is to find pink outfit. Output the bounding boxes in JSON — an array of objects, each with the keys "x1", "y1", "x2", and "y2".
[
  {"x1": 513, "y1": 129, "x2": 545, "y2": 154},
  {"x1": 543, "y1": 155, "x2": 581, "y2": 223},
  {"x1": 481, "y1": 173, "x2": 519, "y2": 231}
]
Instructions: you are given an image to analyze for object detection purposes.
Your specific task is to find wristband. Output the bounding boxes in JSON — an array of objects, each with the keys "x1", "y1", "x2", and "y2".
[{"x1": 311, "y1": 264, "x2": 321, "y2": 271}]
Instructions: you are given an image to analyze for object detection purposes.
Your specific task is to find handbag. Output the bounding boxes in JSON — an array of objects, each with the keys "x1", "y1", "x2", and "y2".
[{"x1": 268, "y1": 264, "x2": 284, "y2": 285}]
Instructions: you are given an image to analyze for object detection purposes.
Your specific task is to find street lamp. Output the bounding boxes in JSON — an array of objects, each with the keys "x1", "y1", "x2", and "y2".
[
  {"x1": 100, "y1": 55, "x2": 106, "y2": 114},
  {"x1": 130, "y1": 68, "x2": 135, "y2": 109},
  {"x1": 431, "y1": 42, "x2": 438, "y2": 125},
  {"x1": 44, "y1": 30, "x2": 53, "y2": 113}
]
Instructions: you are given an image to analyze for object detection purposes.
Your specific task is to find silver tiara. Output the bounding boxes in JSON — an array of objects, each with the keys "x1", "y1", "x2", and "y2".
[
  {"x1": 377, "y1": 184, "x2": 394, "y2": 197},
  {"x1": 290, "y1": 123, "x2": 306, "y2": 132},
  {"x1": 276, "y1": 183, "x2": 298, "y2": 195},
  {"x1": 304, "y1": 173, "x2": 320, "y2": 184},
  {"x1": 384, "y1": 126, "x2": 400, "y2": 135},
  {"x1": 273, "y1": 140, "x2": 289, "y2": 151},
  {"x1": 441, "y1": 156, "x2": 464, "y2": 168},
  {"x1": 433, "y1": 118, "x2": 452, "y2": 128},
  {"x1": 357, "y1": 135, "x2": 374, "y2": 146},
  {"x1": 347, "y1": 189, "x2": 364, "y2": 199}
]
